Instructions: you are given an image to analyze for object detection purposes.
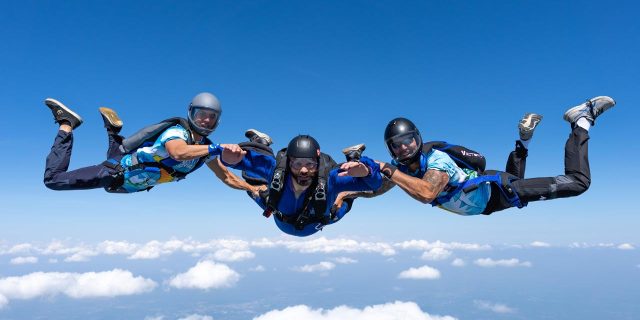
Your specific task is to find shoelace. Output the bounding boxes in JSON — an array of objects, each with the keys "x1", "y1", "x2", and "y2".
[{"x1": 585, "y1": 99, "x2": 599, "y2": 125}]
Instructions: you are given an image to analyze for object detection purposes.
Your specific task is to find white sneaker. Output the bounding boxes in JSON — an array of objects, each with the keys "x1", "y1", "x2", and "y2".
[
  {"x1": 563, "y1": 96, "x2": 615, "y2": 126},
  {"x1": 245, "y1": 129, "x2": 273, "y2": 146},
  {"x1": 518, "y1": 113, "x2": 543, "y2": 141}
]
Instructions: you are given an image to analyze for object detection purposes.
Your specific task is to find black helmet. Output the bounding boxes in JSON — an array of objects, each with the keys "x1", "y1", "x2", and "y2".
[
  {"x1": 286, "y1": 135, "x2": 320, "y2": 159},
  {"x1": 188, "y1": 92, "x2": 222, "y2": 136},
  {"x1": 384, "y1": 117, "x2": 423, "y2": 165}
]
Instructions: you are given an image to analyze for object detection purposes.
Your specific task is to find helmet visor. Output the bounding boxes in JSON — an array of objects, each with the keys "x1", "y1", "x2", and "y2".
[
  {"x1": 386, "y1": 132, "x2": 420, "y2": 162},
  {"x1": 189, "y1": 107, "x2": 219, "y2": 130}
]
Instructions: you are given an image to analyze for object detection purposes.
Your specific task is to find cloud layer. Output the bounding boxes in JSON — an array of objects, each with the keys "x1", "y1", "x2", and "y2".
[{"x1": 253, "y1": 301, "x2": 457, "y2": 320}]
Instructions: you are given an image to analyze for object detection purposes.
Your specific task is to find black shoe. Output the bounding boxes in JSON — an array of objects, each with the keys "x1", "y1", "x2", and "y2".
[
  {"x1": 245, "y1": 129, "x2": 273, "y2": 146},
  {"x1": 44, "y1": 98, "x2": 83, "y2": 129},
  {"x1": 342, "y1": 143, "x2": 366, "y2": 161},
  {"x1": 99, "y1": 107, "x2": 123, "y2": 134}
]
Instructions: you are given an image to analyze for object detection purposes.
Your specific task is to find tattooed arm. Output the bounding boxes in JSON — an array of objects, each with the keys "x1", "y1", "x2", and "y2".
[{"x1": 389, "y1": 168, "x2": 450, "y2": 204}]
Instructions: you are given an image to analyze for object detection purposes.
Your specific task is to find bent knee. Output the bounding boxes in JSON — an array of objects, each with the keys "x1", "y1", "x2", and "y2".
[
  {"x1": 44, "y1": 178, "x2": 66, "y2": 191},
  {"x1": 554, "y1": 175, "x2": 590, "y2": 197}
]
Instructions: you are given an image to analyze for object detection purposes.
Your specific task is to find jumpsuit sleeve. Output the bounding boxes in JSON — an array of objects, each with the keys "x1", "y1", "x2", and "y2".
[
  {"x1": 329, "y1": 156, "x2": 383, "y2": 194},
  {"x1": 221, "y1": 149, "x2": 276, "y2": 181}
]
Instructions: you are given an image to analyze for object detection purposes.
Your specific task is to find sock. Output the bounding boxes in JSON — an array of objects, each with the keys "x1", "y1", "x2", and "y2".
[
  {"x1": 576, "y1": 117, "x2": 591, "y2": 131},
  {"x1": 519, "y1": 139, "x2": 531, "y2": 149}
]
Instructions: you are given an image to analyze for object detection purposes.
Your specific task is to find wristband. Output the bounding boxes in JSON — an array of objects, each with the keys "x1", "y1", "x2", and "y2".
[
  {"x1": 381, "y1": 163, "x2": 397, "y2": 179},
  {"x1": 208, "y1": 143, "x2": 223, "y2": 156}
]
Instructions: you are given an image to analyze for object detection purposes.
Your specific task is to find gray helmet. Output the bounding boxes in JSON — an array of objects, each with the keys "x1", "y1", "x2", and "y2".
[{"x1": 188, "y1": 92, "x2": 222, "y2": 136}]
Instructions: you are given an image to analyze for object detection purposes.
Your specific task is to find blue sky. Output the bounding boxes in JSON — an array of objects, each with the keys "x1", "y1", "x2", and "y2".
[{"x1": 1, "y1": 1, "x2": 639, "y2": 318}]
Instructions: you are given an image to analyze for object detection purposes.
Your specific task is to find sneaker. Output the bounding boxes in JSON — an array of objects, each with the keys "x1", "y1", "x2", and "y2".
[
  {"x1": 563, "y1": 96, "x2": 616, "y2": 126},
  {"x1": 342, "y1": 143, "x2": 366, "y2": 161},
  {"x1": 99, "y1": 107, "x2": 123, "y2": 133},
  {"x1": 44, "y1": 98, "x2": 83, "y2": 129},
  {"x1": 518, "y1": 113, "x2": 543, "y2": 141},
  {"x1": 245, "y1": 129, "x2": 273, "y2": 146}
]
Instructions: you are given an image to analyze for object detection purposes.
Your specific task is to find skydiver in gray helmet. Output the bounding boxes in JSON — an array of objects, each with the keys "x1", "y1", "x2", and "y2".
[{"x1": 42, "y1": 92, "x2": 226, "y2": 193}]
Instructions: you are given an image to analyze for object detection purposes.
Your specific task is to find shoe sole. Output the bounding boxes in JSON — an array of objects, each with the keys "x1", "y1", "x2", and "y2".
[
  {"x1": 245, "y1": 128, "x2": 273, "y2": 144},
  {"x1": 520, "y1": 113, "x2": 542, "y2": 130},
  {"x1": 342, "y1": 143, "x2": 366, "y2": 155},
  {"x1": 99, "y1": 107, "x2": 123, "y2": 128},
  {"x1": 44, "y1": 98, "x2": 84, "y2": 124}
]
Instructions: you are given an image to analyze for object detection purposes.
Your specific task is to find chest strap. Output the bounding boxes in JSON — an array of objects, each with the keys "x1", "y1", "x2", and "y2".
[{"x1": 431, "y1": 170, "x2": 525, "y2": 209}]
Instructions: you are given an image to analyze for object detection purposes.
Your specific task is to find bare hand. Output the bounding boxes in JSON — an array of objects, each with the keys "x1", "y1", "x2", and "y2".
[
  {"x1": 220, "y1": 144, "x2": 246, "y2": 165},
  {"x1": 338, "y1": 161, "x2": 370, "y2": 177},
  {"x1": 330, "y1": 192, "x2": 347, "y2": 214},
  {"x1": 251, "y1": 185, "x2": 268, "y2": 199}
]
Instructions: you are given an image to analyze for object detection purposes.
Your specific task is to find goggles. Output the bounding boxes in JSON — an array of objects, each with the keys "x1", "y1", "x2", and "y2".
[{"x1": 290, "y1": 157, "x2": 318, "y2": 170}]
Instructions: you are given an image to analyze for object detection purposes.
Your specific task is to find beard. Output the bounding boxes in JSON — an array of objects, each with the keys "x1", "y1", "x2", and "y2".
[{"x1": 292, "y1": 172, "x2": 313, "y2": 186}]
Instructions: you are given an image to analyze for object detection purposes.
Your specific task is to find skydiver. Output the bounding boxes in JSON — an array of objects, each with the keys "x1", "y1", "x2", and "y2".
[
  {"x1": 342, "y1": 96, "x2": 614, "y2": 216},
  {"x1": 42, "y1": 93, "x2": 223, "y2": 193},
  {"x1": 214, "y1": 135, "x2": 382, "y2": 236}
]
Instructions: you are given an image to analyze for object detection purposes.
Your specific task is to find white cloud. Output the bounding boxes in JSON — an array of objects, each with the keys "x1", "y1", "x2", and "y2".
[
  {"x1": 332, "y1": 257, "x2": 358, "y2": 264},
  {"x1": 293, "y1": 262, "x2": 336, "y2": 273},
  {"x1": 64, "y1": 249, "x2": 98, "y2": 262},
  {"x1": 249, "y1": 265, "x2": 266, "y2": 272},
  {"x1": 97, "y1": 240, "x2": 138, "y2": 255},
  {"x1": 398, "y1": 265, "x2": 441, "y2": 280},
  {"x1": 212, "y1": 249, "x2": 255, "y2": 262},
  {"x1": 129, "y1": 240, "x2": 164, "y2": 260},
  {"x1": 569, "y1": 242, "x2": 615, "y2": 249},
  {"x1": 0, "y1": 294, "x2": 7, "y2": 309},
  {"x1": 7, "y1": 243, "x2": 34, "y2": 255},
  {"x1": 474, "y1": 300, "x2": 516, "y2": 314},
  {"x1": 144, "y1": 316, "x2": 165, "y2": 320},
  {"x1": 178, "y1": 314, "x2": 214, "y2": 320},
  {"x1": 64, "y1": 270, "x2": 157, "y2": 298},
  {"x1": 0, "y1": 269, "x2": 156, "y2": 308},
  {"x1": 474, "y1": 258, "x2": 532, "y2": 268},
  {"x1": 251, "y1": 238, "x2": 278, "y2": 248},
  {"x1": 530, "y1": 241, "x2": 550, "y2": 247},
  {"x1": 451, "y1": 258, "x2": 466, "y2": 267},
  {"x1": 618, "y1": 243, "x2": 635, "y2": 250},
  {"x1": 253, "y1": 301, "x2": 457, "y2": 320},
  {"x1": 10, "y1": 256, "x2": 38, "y2": 265},
  {"x1": 394, "y1": 240, "x2": 491, "y2": 251},
  {"x1": 421, "y1": 248, "x2": 452, "y2": 261},
  {"x1": 169, "y1": 260, "x2": 239, "y2": 290}
]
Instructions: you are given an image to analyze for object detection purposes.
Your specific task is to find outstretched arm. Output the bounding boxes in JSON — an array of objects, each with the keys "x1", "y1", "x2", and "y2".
[
  {"x1": 219, "y1": 143, "x2": 276, "y2": 182},
  {"x1": 385, "y1": 163, "x2": 449, "y2": 204},
  {"x1": 340, "y1": 178, "x2": 396, "y2": 199},
  {"x1": 165, "y1": 139, "x2": 215, "y2": 161},
  {"x1": 331, "y1": 178, "x2": 395, "y2": 212},
  {"x1": 207, "y1": 158, "x2": 266, "y2": 197}
]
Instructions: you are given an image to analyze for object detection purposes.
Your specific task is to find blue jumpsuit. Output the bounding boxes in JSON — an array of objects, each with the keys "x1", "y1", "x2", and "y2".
[{"x1": 225, "y1": 150, "x2": 382, "y2": 237}]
